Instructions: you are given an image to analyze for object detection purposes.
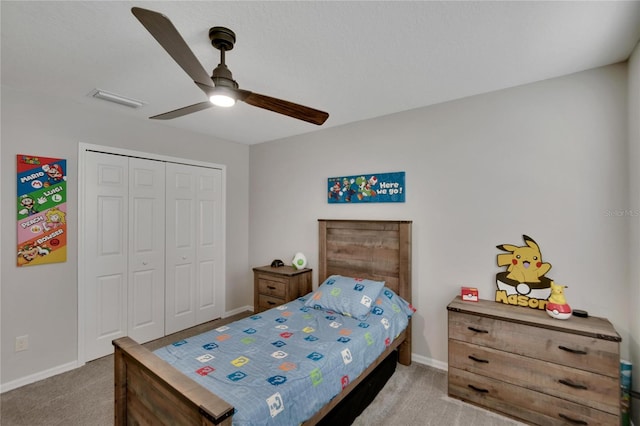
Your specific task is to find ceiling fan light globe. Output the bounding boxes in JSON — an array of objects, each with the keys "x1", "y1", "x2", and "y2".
[{"x1": 209, "y1": 94, "x2": 236, "y2": 107}]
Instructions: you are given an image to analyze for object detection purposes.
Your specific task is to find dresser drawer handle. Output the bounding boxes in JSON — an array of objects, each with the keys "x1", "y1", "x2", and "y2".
[
  {"x1": 558, "y1": 413, "x2": 588, "y2": 425},
  {"x1": 267, "y1": 301, "x2": 276, "y2": 305},
  {"x1": 468, "y1": 355, "x2": 489, "y2": 364},
  {"x1": 558, "y1": 345, "x2": 587, "y2": 355},
  {"x1": 559, "y1": 379, "x2": 588, "y2": 390},
  {"x1": 267, "y1": 286, "x2": 276, "y2": 290},
  {"x1": 468, "y1": 384, "x2": 489, "y2": 393},
  {"x1": 467, "y1": 326, "x2": 489, "y2": 334}
]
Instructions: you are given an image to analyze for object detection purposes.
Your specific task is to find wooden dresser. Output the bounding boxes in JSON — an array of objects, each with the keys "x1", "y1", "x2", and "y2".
[
  {"x1": 253, "y1": 265, "x2": 312, "y2": 313},
  {"x1": 447, "y1": 296, "x2": 621, "y2": 425}
]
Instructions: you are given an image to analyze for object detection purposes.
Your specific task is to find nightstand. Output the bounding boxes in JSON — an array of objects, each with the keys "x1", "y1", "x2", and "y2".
[{"x1": 253, "y1": 265, "x2": 312, "y2": 312}]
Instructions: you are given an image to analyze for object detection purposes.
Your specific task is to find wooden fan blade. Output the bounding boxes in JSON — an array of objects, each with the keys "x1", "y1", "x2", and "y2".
[
  {"x1": 237, "y1": 90, "x2": 329, "y2": 125},
  {"x1": 132, "y1": 7, "x2": 213, "y2": 88},
  {"x1": 150, "y1": 101, "x2": 213, "y2": 120}
]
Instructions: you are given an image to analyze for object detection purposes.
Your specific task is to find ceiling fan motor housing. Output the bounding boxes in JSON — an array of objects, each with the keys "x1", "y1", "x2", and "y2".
[{"x1": 212, "y1": 65, "x2": 238, "y2": 89}]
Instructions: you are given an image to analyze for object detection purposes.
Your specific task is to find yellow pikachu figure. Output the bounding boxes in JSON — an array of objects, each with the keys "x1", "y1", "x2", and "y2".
[
  {"x1": 496, "y1": 235, "x2": 551, "y2": 283},
  {"x1": 546, "y1": 281, "x2": 572, "y2": 320},
  {"x1": 495, "y1": 235, "x2": 553, "y2": 310}
]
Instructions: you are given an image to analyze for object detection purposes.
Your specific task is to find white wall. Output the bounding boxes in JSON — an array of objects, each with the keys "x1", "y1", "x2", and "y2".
[
  {"x1": 628, "y1": 39, "x2": 640, "y2": 425},
  {"x1": 250, "y1": 63, "x2": 631, "y2": 367},
  {"x1": 0, "y1": 86, "x2": 251, "y2": 387}
]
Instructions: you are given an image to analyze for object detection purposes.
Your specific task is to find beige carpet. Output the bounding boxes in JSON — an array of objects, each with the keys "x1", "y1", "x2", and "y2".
[
  {"x1": 352, "y1": 362, "x2": 524, "y2": 426},
  {"x1": 1, "y1": 316, "x2": 523, "y2": 425}
]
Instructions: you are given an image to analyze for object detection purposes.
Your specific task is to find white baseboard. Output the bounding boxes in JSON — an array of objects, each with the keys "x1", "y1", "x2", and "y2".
[
  {"x1": 0, "y1": 360, "x2": 81, "y2": 394},
  {"x1": 224, "y1": 305, "x2": 253, "y2": 317},
  {"x1": 411, "y1": 353, "x2": 448, "y2": 371}
]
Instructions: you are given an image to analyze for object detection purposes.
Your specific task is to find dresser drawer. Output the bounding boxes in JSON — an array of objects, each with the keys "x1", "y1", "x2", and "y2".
[
  {"x1": 449, "y1": 339, "x2": 619, "y2": 414},
  {"x1": 449, "y1": 367, "x2": 618, "y2": 426},
  {"x1": 448, "y1": 311, "x2": 619, "y2": 377},
  {"x1": 257, "y1": 277, "x2": 287, "y2": 298}
]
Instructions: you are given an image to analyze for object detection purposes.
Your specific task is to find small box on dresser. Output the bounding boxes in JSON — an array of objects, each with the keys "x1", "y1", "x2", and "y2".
[
  {"x1": 253, "y1": 265, "x2": 312, "y2": 313},
  {"x1": 447, "y1": 296, "x2": 621, "y2": 426}
]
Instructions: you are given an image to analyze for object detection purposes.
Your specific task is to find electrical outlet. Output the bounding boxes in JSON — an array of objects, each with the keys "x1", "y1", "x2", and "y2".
[{"x1": 15, "y1": 335, "x2": 29, "y2": 352}]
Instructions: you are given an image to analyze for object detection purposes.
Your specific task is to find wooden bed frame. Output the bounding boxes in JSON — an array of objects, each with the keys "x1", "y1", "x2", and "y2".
[{"x1": 113, "y1": 219, "x2": 412, "y2": 425}]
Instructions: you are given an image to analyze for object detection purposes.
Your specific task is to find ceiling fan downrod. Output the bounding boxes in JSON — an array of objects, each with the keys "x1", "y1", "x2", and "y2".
[{"x1": 209, "y1": 27, "x2": 237, "y2": 88}]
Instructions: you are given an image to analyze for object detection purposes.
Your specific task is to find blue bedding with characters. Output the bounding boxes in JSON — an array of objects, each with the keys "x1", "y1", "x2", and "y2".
[{"x1": 153, "y1": 278, "x2": 414, "y2": 426}]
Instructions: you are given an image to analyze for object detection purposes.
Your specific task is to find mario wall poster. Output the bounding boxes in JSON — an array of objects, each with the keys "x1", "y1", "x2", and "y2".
[
  {"x1": 328, "y1": 171, "x2": 405, "y2": 203},
  {"x1": 17, "y1": 155, "x2": 67, "y2": 266}
]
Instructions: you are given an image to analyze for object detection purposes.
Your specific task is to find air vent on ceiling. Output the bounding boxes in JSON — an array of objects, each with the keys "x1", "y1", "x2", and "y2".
[{"x1": 89, "y1": 89, "x2": 146, "y2": 108}]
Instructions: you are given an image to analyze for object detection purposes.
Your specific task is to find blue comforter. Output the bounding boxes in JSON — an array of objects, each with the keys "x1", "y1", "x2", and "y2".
[{"x1": 154, "y1": 290, "x2": 412, "y2": 425}]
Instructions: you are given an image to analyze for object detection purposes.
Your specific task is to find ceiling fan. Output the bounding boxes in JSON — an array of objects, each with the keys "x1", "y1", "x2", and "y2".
[{"x1": 131, "y1": 7, "x2": 329, "y2": 125}]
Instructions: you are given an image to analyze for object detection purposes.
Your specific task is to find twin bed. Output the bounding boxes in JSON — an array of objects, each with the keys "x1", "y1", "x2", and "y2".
[{"x1": 113, "y1": 219, "x2": 413, "y2": 425}]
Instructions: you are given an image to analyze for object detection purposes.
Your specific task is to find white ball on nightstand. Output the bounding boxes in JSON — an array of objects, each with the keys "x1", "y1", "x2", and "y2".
[{"x1": 291, "y1": 252, "x2": 307, "y2": 270}]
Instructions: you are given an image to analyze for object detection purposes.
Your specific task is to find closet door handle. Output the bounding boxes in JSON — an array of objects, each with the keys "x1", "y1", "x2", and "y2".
[
  {"x1": 559, "y1": 379, "x2": 587, "y2": 390},
  {"x1": 467, "y1": 326, "x2": 488, "y2": 333},
  {"x1": 468, "y1": 355, "x2": 489, "y2": 363},
  {"x1": 468, "y1": 384, "x2": 489, "y2": 393},
  {"x1": 558, "y1": 413, "x2": 588, "y2": 425},
  {"x1": 558, "y1": 345, "x2": 587, "y2": 355}
]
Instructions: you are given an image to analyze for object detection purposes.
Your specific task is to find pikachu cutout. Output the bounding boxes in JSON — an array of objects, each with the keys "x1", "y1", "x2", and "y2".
[{"x1": 495, "y1": 235, "x2": 554, "y2": 311}]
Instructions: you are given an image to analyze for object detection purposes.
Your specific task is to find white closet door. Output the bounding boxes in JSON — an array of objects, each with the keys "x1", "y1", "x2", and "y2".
[
  {"x1": 128, "y1": 158, "x2": 165, "y2": 343},
  {"x1": 165, "y1": 163, "x2": 224, "y2": 334},
  {"x1": 84, "y1": 151, "x2": 129, "y2": 360},
  {"x1": 194, "y1": 165, "x2": 224, "y2": 325}
]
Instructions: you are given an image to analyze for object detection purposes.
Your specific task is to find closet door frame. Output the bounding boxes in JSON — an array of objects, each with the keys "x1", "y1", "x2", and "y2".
[{"x1": 77, "y1": 143, "x2": 226, "y2": 365}]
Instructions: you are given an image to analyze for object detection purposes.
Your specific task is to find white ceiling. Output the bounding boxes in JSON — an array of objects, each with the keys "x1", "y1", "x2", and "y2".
[{"x1": 2, "y1": 1, "x2": 640, "y2": 145}]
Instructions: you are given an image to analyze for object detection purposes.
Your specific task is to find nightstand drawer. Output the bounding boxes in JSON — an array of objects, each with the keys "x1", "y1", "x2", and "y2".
[
  {"x1": 449, "y1": 367, "x2": 618, "y2": 426},
  {"x1": 448, "y1": 339, "x2": 619, "y2": 414},
  {"x1": 257, "y1": 278, "x2": 287, "y2": 298},
  {"x1": 448, "y1": 311, "x2": 619, "y2": 377},
  {"x1": 258, "y1": 294, "x2": 284, "y2": 310}
]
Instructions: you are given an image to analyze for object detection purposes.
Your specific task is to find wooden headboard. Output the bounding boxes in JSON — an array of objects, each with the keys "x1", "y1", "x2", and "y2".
[
  {"x1": 318, "y1": 219, "x2": 412, "y2": 304},
  {"x1": 318, "y1": 219, "x2": 413, "y2": 366}
]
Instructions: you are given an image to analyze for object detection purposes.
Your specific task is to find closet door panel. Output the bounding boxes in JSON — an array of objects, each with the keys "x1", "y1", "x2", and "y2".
[
  {"x1": 165, "y1": 164, "x2": 197, "y2": 334},
  {"x1": 174, "y1": 264, "x2": 193, "y2": 314},
  {"x1": 84, "y1": 152, "x2": 129, "y2": 361},
  {"x1": 98, "y1": 275, "x2": 124, "y2": 335},
  {"x1": 195, "y1": 170, "x2": 224, "y2": 323},
  {"x1": 165, "y1": 164, "x2": 224, "y2": 333},
  {"x1": 130, "y1": 270, "x2": 154, "y2": 325},
  {"x1": 128, "y1": 158, "x2": 165, "y2": 343}
]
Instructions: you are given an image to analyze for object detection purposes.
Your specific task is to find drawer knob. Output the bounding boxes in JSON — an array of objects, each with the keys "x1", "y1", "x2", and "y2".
[
  {"x1": 467, "y1": 384, "x2": 489, "y2": 393},
  {"x1": 558, "y1": 413, "x2": 588, "y2": 425},
  {"x1": 558, "y1": 379, "x2": 588, "y2": 390},
  {"x1": 467, "y1": 326, "x2": 489, "y2": 334},
  {"x1": 468, "y1": 355, "x2": 489, "y2": 364},
  {"x1": 558, "y1": 345, "x2": 587, "y2": 355}
]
